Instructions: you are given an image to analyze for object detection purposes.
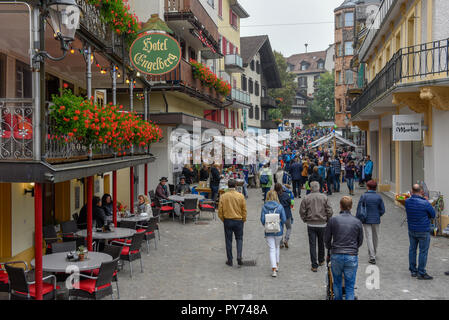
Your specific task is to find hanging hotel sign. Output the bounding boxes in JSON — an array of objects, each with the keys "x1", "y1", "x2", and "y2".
[
  {"x1": 392, "y1": 114, "x2": 422, "y2": 141},
  {"x1": 129, "y1": 33, "x2": 181, "y2": 76}
]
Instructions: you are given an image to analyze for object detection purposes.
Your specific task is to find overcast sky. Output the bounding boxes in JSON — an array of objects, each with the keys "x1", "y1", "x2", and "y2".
[{"x1": 239, "y1": 0, "x2": 341, "y2": 58}]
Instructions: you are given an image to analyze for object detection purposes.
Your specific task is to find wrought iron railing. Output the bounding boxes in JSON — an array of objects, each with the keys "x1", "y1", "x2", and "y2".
[
  {"x1": 351, "y1": 38, "x2": 449, "y2": 118},
  {"x1": 358, "y1": 0, "x2": 396, "y2": 61},
  {"x1": 0, "y1": 99, "x2": 33, "y2": 160}
]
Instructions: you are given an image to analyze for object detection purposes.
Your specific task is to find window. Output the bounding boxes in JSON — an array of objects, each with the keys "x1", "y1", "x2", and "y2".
[
  {"x1": 0, "y1": 54, "x2": 5, "y2": 98},
  {"x1": 262, "y1": 86, "x2": 267, "y2": 97},
  {"x1": 336, "y1": 71, "x2": 342, "y2": 85},
  {"x1": 255, "y1": 105, "x2": 260, "y2": 120},
  {"x1": 16, "y1": 60, "x2": 32, "y2": 98},
  {"x1": 318, "y1": 61, "x2": 324, "y2": 69},
  {"x1": 207, "y1": 0, "x2": 214, "y2": 7},
  {"x1": 248, "y1": 79, "x2": 254, "y2": 94},
  {"x1": 255, "y1": 81, "x2": 259, "y2": 96},
  {"x1": 218, "y1": 0, "x2": 222, "y2": 17},
  {"x1": 345, "y1": 70, "x2": 354, "y2": 85},
  {"x1": 298, "y1": 76, "x2": 307, "y2": 88},
  {"x1": 344, "y1": 12, "x2": 354, "y2": 27},
  {"x1": 249, "y1": 105, "x2": 254, "y2": 119},
  {"x1": 250, "y1": 60, "x2": 255, "y2": 71},
  {"x1": 230, "y1": 9, "x2": 238, "y2": 29},
  {"x1": 301, "y1": 63, "x2": 308, "y2": 71},
  {"x1": 241, "y1": 74, "x2": 247, "y2": 91},
  {"x1": 256, "y1": 61, "x2": 260, "y2": 74},
  {"x1": 314, "y1": 75, "x2": 320, "y2": 87},
  {"x1": 335, "y1": 14, "x2": 342, "y2": 29},
  {"x1": 336, "y1": 43, "x2": 343, "y2": 57},
  {"x1": 344, "y1": 41, "x2": 353, "y2": 56}
]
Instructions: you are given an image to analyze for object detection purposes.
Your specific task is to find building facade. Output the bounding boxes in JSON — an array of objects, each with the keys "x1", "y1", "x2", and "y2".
[
  {"x1": 240, "y1": 35, "x2": 281, "y2": 134},
  {"x1": 350, "y1": 0, "x2": 449, "y2": 214}
]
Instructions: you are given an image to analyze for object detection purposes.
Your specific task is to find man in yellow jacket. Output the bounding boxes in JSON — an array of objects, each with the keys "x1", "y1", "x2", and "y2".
[{"x1": 218, "y1": 179, "x2": 247, "y2": 267}]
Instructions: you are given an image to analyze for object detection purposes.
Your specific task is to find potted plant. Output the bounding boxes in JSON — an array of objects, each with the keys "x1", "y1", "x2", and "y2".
[{"x1": 77, "y1": 245, "x2": 88, "y2": 261}]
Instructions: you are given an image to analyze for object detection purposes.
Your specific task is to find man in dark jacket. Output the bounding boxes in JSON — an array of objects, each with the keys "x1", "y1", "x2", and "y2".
[
  {"x1": 210, "y1": 164, "x2": 221, "y2": 201},
  {"x1": 275, "y1": 183, "x2": 293, "y2": 249},
  {"x1": 308, "y1": 166, "x2": 324, "y2": 194},
  {"x1": 356, "y1": 180, "x2": 385, "y2": 264},
  {"x1": 405, "y1": 184, "x2": 436, "y2": 280},
  {"x1": 325, "y1": 196, "x2": 363, "y2": 300},
  {"x1": 78, "y1": 196, "x2": 107, "y2": 229},
  {"x1": 289, "y1": 158, "x2": 303, "y2": 199},
  {"x1": 300, "y1": 181, "x2": 333, "y2": 271}
]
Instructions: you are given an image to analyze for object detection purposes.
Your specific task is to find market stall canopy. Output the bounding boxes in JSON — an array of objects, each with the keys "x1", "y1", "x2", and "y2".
[{"x1": 308, "y1": 132, "x2": 357, "y2": 149}]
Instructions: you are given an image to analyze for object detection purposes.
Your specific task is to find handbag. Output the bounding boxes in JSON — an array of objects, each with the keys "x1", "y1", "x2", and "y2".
[{"x1": 265, "y1": 208, "x2": 281, "y2": 233}]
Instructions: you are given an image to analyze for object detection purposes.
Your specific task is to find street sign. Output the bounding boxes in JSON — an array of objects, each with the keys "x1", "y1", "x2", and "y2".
[
  {"x1": 392, "y1": 114, "x2": 422, "y2": 141},
  {"x1": 318, "y1": 121, "x2": 335, "y2": 127},
  {"x1": 129, "y1": 33, "x2": 181, "y2": 76}
]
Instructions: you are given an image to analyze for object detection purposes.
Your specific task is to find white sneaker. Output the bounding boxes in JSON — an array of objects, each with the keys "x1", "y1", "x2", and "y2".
[
  {"x1": 276, "y1": 265, "x2": 280, "y2": 272},
  {"x1": 272, "y1": 270, "x2": 277, "y2": 277}
]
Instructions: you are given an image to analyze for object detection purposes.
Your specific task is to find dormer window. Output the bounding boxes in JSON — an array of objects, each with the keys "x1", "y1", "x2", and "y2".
[
  {"x1": 317, "y1": 60, "x2": 324, "y2": 69},
  {"x1": 301, "y1": 62, "x2": 309, "y2": 71}
]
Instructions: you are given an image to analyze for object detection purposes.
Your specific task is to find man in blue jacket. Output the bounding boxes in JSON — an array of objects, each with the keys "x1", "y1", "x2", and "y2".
[
  {"x1": 405, "y1": 184, "x2": 436, "y2": 280},
  {"x1": 356, "y1": 180, "x2": 385, "y2": 264},
  {"x1": 289, "y1": 158, "x2": 303, "y2": 199},
  {"x1": 364, "y1": 155, "x2": 373, "y2": 184}
]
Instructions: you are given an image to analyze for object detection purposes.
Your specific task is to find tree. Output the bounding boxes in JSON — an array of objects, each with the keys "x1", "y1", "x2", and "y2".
[
  {"x1": 303, "y1": 72, "x2": 335, "y2": 125},
  {"x1": 268, "y1": 108, "x2": 282, "y2": 121},
  {"x1": 268, "y1": 51, "x2": 297, "y2": 118}
]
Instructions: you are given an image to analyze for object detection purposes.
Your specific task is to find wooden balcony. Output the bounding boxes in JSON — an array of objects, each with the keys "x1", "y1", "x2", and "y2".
[
  {"x1": 146, "y1": 59, "x2": 226, "y2": 107},
  {"x1": 164, "y1": 0, "x2": 219, "y2": 53}
]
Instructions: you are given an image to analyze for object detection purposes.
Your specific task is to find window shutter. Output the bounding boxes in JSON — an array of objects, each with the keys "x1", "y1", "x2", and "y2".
[
  {"x1": 229, "y1": 42, "x2": 234, "y2": 55},
  {"x1": 235, "y1": 46, "x2": 238, "y2": 54},
  {"x1": 222, "y1": 37, "x2": 227, "y2": 55},
  {"x1": 218, "y1": 0, "x2": 222, "y2": 17},
  {"x1": 224, "y1": 110, "x2": 229, "y2": 127},
  {"x1": 229, "y1": 9, "x2": 232, "y2": 25}
]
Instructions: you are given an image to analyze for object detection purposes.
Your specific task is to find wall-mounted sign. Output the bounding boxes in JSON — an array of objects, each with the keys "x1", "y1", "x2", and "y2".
[
  {"x1": 129, "y1": 33, "x2": 181, "y2": 76},
  {"x1": 392, "y1": 114, "x2": 422, "y2": 141}
]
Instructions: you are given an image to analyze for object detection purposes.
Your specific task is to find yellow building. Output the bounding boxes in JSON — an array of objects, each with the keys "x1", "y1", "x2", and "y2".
[{"x1": 351, "y1": 0, "x2": 449, "y2": 213}]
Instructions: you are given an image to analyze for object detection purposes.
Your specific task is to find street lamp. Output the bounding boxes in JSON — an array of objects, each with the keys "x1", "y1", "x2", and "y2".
[{"x1": 33, "y1": 0, "x2": 81, "y2": 63}]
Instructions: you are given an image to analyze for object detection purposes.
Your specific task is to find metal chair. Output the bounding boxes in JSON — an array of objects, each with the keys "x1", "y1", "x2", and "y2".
[
  {"x1": 68, "y1": 259, "x2": 118, "y2": 300},
  {"x1": 150, "y1": 209, "x2": 161, "y2": 240},
  {"x1": 60, "y1": 220, "x2": 79, "y2": 242},
  {"x1": 155, "y1": 197, "x2": 175, "y2": 221},
  {"x1": 51, "y1": 241, "x2": 76, "y2": 253},
  {"x1": 118, "y1": 220, "x2": 137, "y2": 230},
  {"x1": 111, "y1": 232, "x2": 145, "y2": 278},
  {"x1": 180, "y1": 198, "x2": 199, "y2": 224},
  {"x1": 136, "y1": 223, "x2": 157, "y2": 255},
  {"x1": 199, "y1": 200, "x2": 216, "y2": 221},
  {"x1": 5, "y1": 263, "x2": 57, "y2": 300},
  {"x1": 43, "y1": 225, "x2": 61, "y2": 254},
  {"x1": 0, "y1": 261, "x2": 28, "y2": 296}
]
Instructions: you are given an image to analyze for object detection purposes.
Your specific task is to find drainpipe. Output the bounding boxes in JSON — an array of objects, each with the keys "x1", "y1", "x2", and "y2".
[
  {"x1": 34, "y1": 183, "x2": 43, "y2": 300},
  {"x1": 111, "y1": 63, "x2": 117, "y2": 105},
  {"x1": 113, "y1": 171, "x2": 117, "y2": 227}
]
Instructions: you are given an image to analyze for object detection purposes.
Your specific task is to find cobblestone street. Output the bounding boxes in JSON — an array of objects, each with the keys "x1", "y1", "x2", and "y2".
[{"x1": 115, "y1": 185, "x2": 449, "y2": 300}]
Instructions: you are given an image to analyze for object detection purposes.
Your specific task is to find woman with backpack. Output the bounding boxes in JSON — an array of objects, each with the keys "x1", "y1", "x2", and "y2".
[
  {"x1": 260, "y1": 190, "x2": 287, "y2": 278},
  {"x1": 356, "y1": 180, "x2": 385, "y2": 265}
]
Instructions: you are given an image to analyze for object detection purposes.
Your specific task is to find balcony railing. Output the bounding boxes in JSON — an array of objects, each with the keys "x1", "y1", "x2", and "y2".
[
  {"x1": 261, "y1": 96, "x2": 277, "y2": 108},
  {"x1": 224, "y1": 54, "x2": 244, "y2": 72},
  {"x1": 146, "y1": 59, "x2": 223, "y2": 104},
  {"x1": 231, "y1": 88, "x2": 251, "y2": 105},
  {"x1": 351, "y1": 38, "x2": 449, "y2": 118},
  {"x1": 358, "y1": 0, "x2": 396, "y2": 61},
  {"x1": 165, "y1": 0, "x2": 219, "y2": 46},
  {"x1": 0, "y1": 99, "x2": 33, "y2": 160}
]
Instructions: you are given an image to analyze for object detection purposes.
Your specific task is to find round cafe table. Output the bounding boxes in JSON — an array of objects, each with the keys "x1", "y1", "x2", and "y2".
[
  {"x1": 168, "y1": 194, "x2": 205, "y2": 202},
  {"x1": 117, "y1": 214, "x2": 151, "y2": 223},
  {"x1": 75, "y1": 227, "x2": 136, "y2": 240},
  {"x1": 31, "y1": 252, "x2": 112, "y2": 273}
]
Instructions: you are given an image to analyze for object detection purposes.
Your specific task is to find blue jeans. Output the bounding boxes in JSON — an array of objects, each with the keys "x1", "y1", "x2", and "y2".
[
  {"x1": 346, "y1": 178, "x2": 354, "y2": 192},
  {"x1": 408, "y1": 230, "x2": 431, "y2": 276},
  {"x1": 224, "y1": 219, "x2": 244, "y2": 262},
  {"x1": 262, "y1": 187, "x2": 270, "y2": 201},
  {"x1": 333, "y1": 174, "x2": 340, "y2": 192},
  {"x1": 211, "y1": 185, "x2": 219, "y2": 201},
  {"x1": 331, "y1": 254, "x2": 358, "y2": 300}
]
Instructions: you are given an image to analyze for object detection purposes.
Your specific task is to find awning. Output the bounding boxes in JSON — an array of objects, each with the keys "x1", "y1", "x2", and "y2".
[{"x1": 308, "y1": 132, "x2": 357, "y2": 149}]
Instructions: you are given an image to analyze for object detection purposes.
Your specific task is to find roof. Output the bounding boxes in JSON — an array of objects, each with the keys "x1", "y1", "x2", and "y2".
[
  {"x1": 286, "y1": 51, "x2": 327, "y2": 75},
  {"x1": 335, "y1": 0, "x2": 357, "y2": 11},
  {"x1": 240, "y1": 35, "x2": 282, "y2": 88}
]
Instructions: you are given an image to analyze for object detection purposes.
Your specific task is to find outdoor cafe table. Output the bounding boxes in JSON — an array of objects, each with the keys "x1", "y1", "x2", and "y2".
[
  {"x1": 117, "y1": 214, "x2": 151, "y2": 223},
  {"x1": 31, "y1": 252, "x2": 112, "y2": 273},
  {"x1": 168, "y1": 194, "x2": 205, "y2": 202},
  {"x1": 75, "y1": 227, "x2": 136, "y2": 240}
]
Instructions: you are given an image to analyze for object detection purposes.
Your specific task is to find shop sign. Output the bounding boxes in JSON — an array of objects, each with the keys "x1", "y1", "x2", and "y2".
[
  {"x1": 318, "y1": 121, "x2": 335, "y2": 127},
  {"x1": 129, "y1": 33, "x2": 181, "y2": 76},
  {"x1": 392, "y1": 114, "x2": 422, "y2": 141}
]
